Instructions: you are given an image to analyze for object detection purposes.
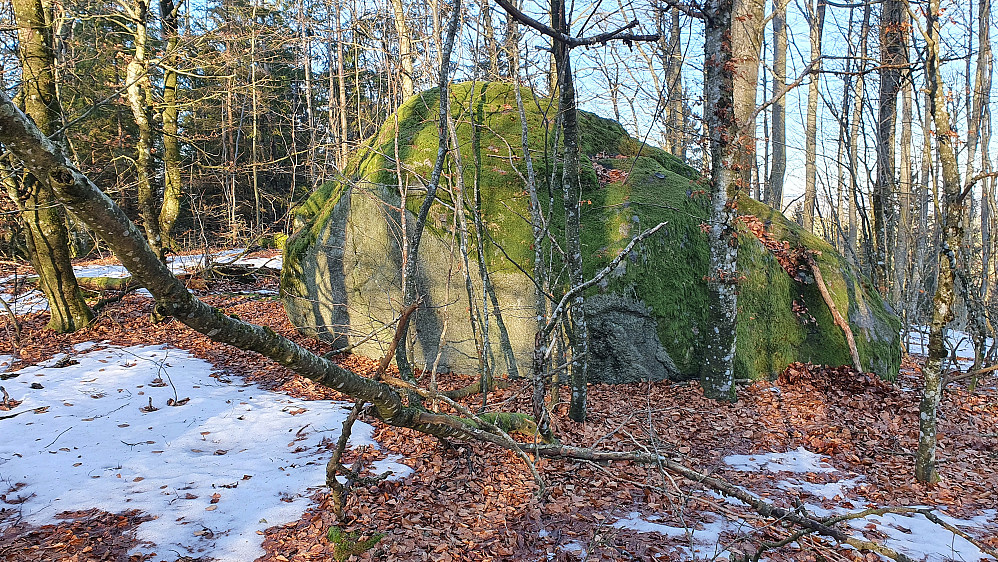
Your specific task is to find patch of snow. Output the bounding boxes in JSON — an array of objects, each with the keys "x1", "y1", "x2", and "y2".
[
  {"x1": 559, "y1": 541, "x2": 586, "y2": 558},
  {"x1": 1, "y1": 290, "x2": 49, "y2": 314},
  {"x1": 73, "y1": 342, "x2": 97, "y2": 352},
  {"x1": 613, "y1": 512, "x2": 688, "y2": 537},
  {"x1": 778, "y1": 477, "x2": 862, "y2": 500},
  {"x1": 612, "y1": 510, "x2": 750, "y2": 561},
  {"x1": 370, "y1": 454, "x2": 414, "y2": 481},
  {"x1": 0, "y1": 344, "x2": 393, "y2": 562},
  {"x1": 135, "y1": 288, "x2": 153, "y2": 298},
  {"x1": 845, "y1": 509, "x2": 998, "y2": 562},
  {"x1": 906, "y1": 326, "x2": 992, "y2": 370},
  {"x1": 0, "y1": 355, "x2": 12, "y2": 370},
  {"x1": 227, "y1": 255, "x2": 283, "y2": 270},
  {"x1": 723, "y1": 447, "x2": 836, "y2": 474},
  {"x1": 72, "y1": 264, "x2": 131, "y2": 278}
]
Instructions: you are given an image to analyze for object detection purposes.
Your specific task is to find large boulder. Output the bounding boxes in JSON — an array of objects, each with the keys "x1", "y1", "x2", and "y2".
[{"x1": 281, "y1": 82, "x2": 901, "y2": 382}]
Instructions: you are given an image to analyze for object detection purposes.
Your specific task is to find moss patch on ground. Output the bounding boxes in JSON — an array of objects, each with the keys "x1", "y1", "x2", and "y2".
[{"x1": 282, "y1": 81, "x2": 900, "y2": 381}]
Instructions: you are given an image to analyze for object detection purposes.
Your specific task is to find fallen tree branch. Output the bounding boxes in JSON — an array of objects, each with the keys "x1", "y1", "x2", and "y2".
[
  {"x1": 806, "y1": 254, "x2": 863, "y2": 373},
  {"x1": 946, "y1": 363, "x2": 998, "y2": 384},
  {"x1": 529, "y1": 444, "x2": 921, "y2": 562}
]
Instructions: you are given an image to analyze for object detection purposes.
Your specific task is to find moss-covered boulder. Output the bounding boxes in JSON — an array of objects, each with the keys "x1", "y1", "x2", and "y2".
[{"x1": 281, "y1": 82, "x2": 901, "y2": 382}]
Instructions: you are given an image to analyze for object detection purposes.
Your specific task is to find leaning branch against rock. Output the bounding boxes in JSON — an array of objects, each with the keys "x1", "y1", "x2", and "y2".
[
  {"x1": 2, "y1": 86, "x2": 985, "y2": 562},
  {"x1": 806, "y1": 253, "x2": 863, "y2": 373}
]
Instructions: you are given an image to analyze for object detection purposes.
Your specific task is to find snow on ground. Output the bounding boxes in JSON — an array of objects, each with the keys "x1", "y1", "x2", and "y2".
[
  {"x1": 719, "y1": 449, "x2": 996, "y2": 562},
  {"x1": 1, "y1": 249, "x2": 280, "y2": 315},
  {"x1": 611, "y1": 511, "x2": 747, "y2": 561},
  {"x1": 723, "y1": 447, "x2": 836, "y2": 474},
  {"x1": 0, "y1": 344, "x2": 404, "y2": 561},
  {"x1": 906, "y1": 326, "x2": 994, "y2": 370},
  {"x1": 0, "y1": 289, "x2": 48, "y2": 315}
]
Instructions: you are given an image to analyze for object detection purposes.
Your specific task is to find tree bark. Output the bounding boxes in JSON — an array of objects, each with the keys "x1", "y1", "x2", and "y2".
[
  {"x1": 123, "y1": 0, "x2": 163, "y2": 258},
  {"x1": 872, "y1": 0, "x2": 906, "y2": 293},
  {"x1": 802, "y1": 0, "x2": 825, "y2": 233},
  {"x1": 549, "y1": 0, "x2": 589, "y2": 422},
  {"x1": 389, "y1": 0, "x2": 415, "y2": 100},
  {"x1": 7, "y1": 0, "x2": 92, "y2": 332},
  {"x1": 916, "y1": 0, "x2": 962, "y2": 484},
  {"x1": 158, "y1": 0, "x2": 183, "y2": 250},
  {"x1": 847, "y1": 2, "x2": 871, "y2": 264},
  {"x1": 768, "y1": 0, "x2": 787, "y2": 210},
  {"x1": 701, "y1": 0, "x2": 739, "y2": 401},
  {"x1": 730, "y1": 0, "x2": 764, "y2": 191},
  {"x1": 662, "y1": 6, "x2": 686, "y2": 158}
]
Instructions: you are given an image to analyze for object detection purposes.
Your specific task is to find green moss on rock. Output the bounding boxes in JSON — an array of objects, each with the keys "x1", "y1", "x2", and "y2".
[{"x1": 281, "y1": 82, "x2": 900, "y2": 382}]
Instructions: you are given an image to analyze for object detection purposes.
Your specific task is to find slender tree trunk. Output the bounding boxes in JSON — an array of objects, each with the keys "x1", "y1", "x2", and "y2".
[
  {"x1": 158, "y1": 0, "x2": 183, "y2": 250},
  {"x1": 730, "y1": 0, "x2": 764, "y2": 190},
  {"x1": 802, "y1": 0, "x2": 825, "y2": 232},
  {"x1": 8, "y1": 0, "x2": 92, "y2": 332},
  {"x1": 662, "y1": 6, "x2": 686, "y2": 158},
  {"x1": 917, "y1": 0, "x2": 962, "y2": 484},
  {"x1": 768, "y1": 0, "x2": 787, "y2": 210},
  {"x1": 124, "y1": 0, "x2": 162, "y2": 258},
  {"x1": 701, "y1": 0, "x2": 739, "y2": 401},
  {"x1": 895, "y1": 66, "x2": 913, "y2": 308},
  {"x1": 250, "y1": 0, "x2": 261, "y2": 230},
  {"x1": 549, "y1": 0, "x2": 589, "y2": 422},
  {"x1": 390, "y1": 0, "x2": 414, "y2": 100},
  {"x1": 336, "y1": 2, "x2": 350, "y2": 167},
  {"x1": 872, "y1": 0, "x2": 906, "y2": 293},
  {"x1": 848, "y1": 2, "x2": 871, "y2": 263},
  {"x1": 300, "y1": 0, "x2": 315, "y2": 187}
]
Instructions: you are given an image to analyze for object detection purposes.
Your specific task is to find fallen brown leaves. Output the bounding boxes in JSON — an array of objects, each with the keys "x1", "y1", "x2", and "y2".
[
  {"x1": 2, "y1": 250, "x2": 997, "y2": 561},
  {"x1": 0, "y1": 508, "x2": 153, "y2": 561},
  {"x1": 739, "y1": 214, "x2": 815, "y2": 280}
]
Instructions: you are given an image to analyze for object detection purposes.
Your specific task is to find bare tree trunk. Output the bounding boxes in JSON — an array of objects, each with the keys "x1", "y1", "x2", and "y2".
[
  {"x1": 701, "y1": 0, "x2": 740, "y2": 401},
  {"x1": 768, "y1": 0, "x2": 787, "y2": 210},
  {"x1": 250, "y1": 0, "x2": 261, "y2": 230},
  {"x1": 662, "y1": 6, "x2": 686, "y2": 158},
  {"x1": 894, "y1": 59, "x2": 913, "y2": 309},
  {"x1": 802, "y1": 0, "x2": 825, "y2": 233},
  {"x1": 7, "y1": 0, "x2": 92, "y2": 332},
  {"x1": 872, "y1": 0, "x2": 906, "y2": 293},
  {"x1": 548, "y1": 0, "x2": 589, "y2": 422},
  {"x1": 847, "y1": 2, "x2": 871, "y2": 263},
  {"x1": 158, "y1": 0, "x2": 184, "y2": 250},
  {"x1": 730, "y1": 0, "x2": 764, "y2": 190},
  {"x1": 390, "y1": 0, "x2": 414, "y2": 99},
  {"x1": 123, "y1": 0, "x2": 163, "y2": 258},
  {"x1": 962, "y1": 0, "x2": 993, "y2": 371},
  {"x1": 917, "y1": 0, "x2": 963, "y2": 484}
]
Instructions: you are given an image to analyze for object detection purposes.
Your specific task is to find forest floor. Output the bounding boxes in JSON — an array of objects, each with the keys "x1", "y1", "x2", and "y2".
[{"x1": 0, "y1": 249, "x2": 997, "y2": 562}]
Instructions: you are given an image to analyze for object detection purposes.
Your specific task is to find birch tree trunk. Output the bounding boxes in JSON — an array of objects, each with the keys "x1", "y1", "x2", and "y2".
[{"x1": 7, "y1": 0, "x2": 92, "y2": 332}]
